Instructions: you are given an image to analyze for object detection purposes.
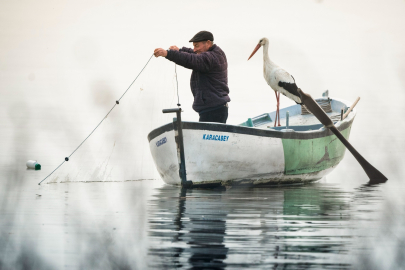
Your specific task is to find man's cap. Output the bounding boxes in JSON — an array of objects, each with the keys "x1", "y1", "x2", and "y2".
[{"x1": 189, "y1": 31, "x2": 214, "y2": 42}]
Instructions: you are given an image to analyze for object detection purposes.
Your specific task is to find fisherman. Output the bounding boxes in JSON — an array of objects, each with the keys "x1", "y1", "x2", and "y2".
[{"x1": 154, "y1": 31, "x2": 230, "y2": 124}]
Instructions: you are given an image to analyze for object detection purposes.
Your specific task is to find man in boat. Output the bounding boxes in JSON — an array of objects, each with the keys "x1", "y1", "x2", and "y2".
[{"x1": 154, "y1": 31, "x2": 230, "y2": 124}]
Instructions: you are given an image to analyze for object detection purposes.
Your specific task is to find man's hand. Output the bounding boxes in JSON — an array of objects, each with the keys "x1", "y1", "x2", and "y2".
[
  {"x1": 169, "y1": 46, "x2": 179, "y2": 51},
  {"x1": 154, "y1": 48, "x2": 167, "y2": 58}
]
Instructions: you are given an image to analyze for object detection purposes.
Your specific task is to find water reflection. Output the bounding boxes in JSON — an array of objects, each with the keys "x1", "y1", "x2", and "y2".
[
  {"x1": 147, "y1": 183, "x2": 378, "y2": 269},
  {"x1": 148, "y1": 188, "x2": 228, "y2": 269}
]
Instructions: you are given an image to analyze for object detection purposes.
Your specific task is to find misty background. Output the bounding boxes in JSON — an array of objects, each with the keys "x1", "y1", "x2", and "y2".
[{"x1": 1, "y1": 0, "x2": 404, "y2": 269}]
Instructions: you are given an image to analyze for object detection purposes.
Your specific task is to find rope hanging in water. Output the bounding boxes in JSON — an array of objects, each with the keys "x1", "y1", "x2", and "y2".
[{"x1": 38, "y1": 54, "x2": 154, "y2": 185}]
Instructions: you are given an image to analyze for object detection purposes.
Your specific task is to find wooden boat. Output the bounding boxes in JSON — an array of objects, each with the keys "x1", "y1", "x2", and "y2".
[{"x1": 147, "y1": 96, "x2": 355, "y2": 187}]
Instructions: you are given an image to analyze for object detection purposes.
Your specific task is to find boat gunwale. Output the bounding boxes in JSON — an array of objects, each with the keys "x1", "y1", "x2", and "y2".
[
  {"x1": 148, "y1": 97, "x2": 356, "y2": 142},
  {"x1": 148, "y1": 117, "x2": 354, "y2": 142}
]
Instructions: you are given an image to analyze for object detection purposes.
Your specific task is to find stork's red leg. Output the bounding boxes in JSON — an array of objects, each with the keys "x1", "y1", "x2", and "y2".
[
  {"x1": 274, "y1": 91, "x2": 279, "y2": 127},
  {"x1": 277, "y1": 92, "x2": 281, "y2": 127}
]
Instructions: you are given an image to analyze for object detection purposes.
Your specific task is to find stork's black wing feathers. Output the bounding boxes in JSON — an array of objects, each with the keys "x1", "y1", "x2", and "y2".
[{"x1": 278, "y1": 80, "x2": 302, "y2": 104}]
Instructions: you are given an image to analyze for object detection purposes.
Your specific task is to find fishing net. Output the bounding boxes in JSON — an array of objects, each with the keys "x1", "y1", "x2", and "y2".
[{"x1": 45, "y1": 57, "x2": 190, "y2": 184}]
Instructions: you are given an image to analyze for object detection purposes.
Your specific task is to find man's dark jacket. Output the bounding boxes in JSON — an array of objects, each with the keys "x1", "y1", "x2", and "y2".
[{"x1": 166, "y1": 44, "x2": 230, "y2": 112}]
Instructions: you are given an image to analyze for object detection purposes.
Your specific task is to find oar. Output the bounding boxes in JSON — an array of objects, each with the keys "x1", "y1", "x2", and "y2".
[
  {"x1": 297, "y1": 88, "x2": 388, "y2": 184},
  {"x1": 342, "y1": 97, "x2": 360, "y2": 120}
]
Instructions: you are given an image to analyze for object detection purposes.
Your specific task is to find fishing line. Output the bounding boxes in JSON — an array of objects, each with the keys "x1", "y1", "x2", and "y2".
[
  {"x1": 175, "y1": 64, "x2": 180, "y2": 107},
  {"x1": 38, "y1": 54, "x2": 154, "y2": 185}
]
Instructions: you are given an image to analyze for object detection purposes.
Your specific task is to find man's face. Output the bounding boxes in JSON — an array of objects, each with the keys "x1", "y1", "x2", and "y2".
[{"x1": 193, "y1": 41, "x2": 211, "y2": 54}]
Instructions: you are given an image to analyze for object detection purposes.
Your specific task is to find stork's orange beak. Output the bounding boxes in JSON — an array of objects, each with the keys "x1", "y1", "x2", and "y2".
[{"x1": 248, "y1": 44, "x2": 261, "y2": 60}]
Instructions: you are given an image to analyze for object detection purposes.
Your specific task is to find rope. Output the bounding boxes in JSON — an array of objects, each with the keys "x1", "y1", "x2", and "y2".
[
  {"x1": 175, "y1": 64, "x2": 180, "y2": 107},
  {"x1": 38, "y1": 54, "x2": 154, "y2": 185},
  {"x1": 118, "y1": 54, "x2": 153, "y2": 102}
]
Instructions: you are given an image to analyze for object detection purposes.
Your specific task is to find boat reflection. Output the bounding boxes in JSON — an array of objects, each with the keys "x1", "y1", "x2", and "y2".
[
  {"x1": 148, "y1": 183, "x2": 382, "y2": 269},
  {"x1": 148, "y1": 187, "x2": 229, "y2": 269}
]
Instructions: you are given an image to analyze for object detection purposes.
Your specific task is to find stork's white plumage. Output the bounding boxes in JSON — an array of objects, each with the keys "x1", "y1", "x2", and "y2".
[{"x1": 248, "y1": 37, "x2": 302, "y2": 126}]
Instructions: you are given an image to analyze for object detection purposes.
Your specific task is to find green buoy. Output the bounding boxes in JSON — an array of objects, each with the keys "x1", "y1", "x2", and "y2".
[{"x1": 27, "y1": 160, "x2": 41, "y2": 170}]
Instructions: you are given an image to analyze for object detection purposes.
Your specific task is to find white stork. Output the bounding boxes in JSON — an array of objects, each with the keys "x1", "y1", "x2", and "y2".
[{"x1": 248, "y1": 37, "x2": 302, "y2": 127}]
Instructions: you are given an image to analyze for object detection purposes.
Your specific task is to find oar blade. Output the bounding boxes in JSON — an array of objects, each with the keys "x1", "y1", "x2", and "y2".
[
  {"x1": 297, "y1": 89, "x2": 388, "y2": 184},
  {"x1": 329, "y1": 126, "x2": 388, "y2": 184}
]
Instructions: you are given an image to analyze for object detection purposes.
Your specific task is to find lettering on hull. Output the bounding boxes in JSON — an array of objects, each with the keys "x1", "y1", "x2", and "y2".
[
  {"x1": 156, "y1": 137, "x2": 167, "y2": 147},
  {"x1": 202, "y1": 134, "x2": 229, "y2": 141}
]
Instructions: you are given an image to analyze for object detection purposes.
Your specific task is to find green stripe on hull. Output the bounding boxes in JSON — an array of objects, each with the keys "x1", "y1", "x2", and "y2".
[{"x1": 282, "y1": 127, "x2": 351, "y2": 175}]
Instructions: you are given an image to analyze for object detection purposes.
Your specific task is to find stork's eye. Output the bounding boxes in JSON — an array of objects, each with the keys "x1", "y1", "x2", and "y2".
[{"x1": 260, "y1": 39, "x2": 263, "y2": 42}]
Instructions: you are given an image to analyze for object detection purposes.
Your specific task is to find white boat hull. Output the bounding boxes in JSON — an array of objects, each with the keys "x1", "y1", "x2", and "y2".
[
  {"x1": 149, "y1": 128, "x2": 347, "y2": 186},
  {"x1": 148, "y1": 98, "x2": 354, "y2": 187}
]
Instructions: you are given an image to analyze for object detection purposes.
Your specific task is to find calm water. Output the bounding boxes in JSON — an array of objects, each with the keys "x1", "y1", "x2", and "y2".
[
  {"x1": 148, "y1": 183, "x2": 404, "y2": 269},
  {"x1": 1, "y1": 168, "x2": 404, "y2": 269}
]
